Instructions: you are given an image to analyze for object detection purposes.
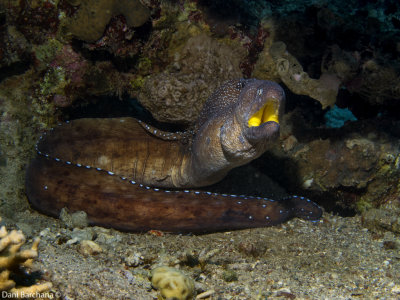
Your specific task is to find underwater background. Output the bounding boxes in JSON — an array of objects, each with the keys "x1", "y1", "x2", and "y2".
[{"x1": 0, "y1": 0, "x2": 399, "y2": 298}]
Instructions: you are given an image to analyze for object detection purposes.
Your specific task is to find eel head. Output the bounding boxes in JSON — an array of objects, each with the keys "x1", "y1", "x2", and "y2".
[
  {"x1": 240, "y1": 80, "x2": 285, "y2": 144},
  {"x1": 220, "y1": 79, "x2": 285, "y2": 162}
]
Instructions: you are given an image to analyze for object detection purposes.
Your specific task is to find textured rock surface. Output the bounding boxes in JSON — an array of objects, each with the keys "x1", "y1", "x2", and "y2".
[
  {"x1": 138, "y1": 34, "x2": 245, "y2": 124},
  {"x1": 65, "y1": 0, "x2": 150, "y2": 42},
  {"x1": 263, "y1": 111, "x2": 400, "y2": 212}
]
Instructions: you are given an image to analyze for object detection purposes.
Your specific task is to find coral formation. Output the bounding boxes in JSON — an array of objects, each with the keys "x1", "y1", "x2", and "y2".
[
  {"x1": 267, "y1": 111, "x2": 400, "y2": 212},
  {"x1": 83, "y1": 14, "x2": 145, "y2": 57},
  {"x1": 253, "y1": 41, "x2": 341, "y2": 109},
  {"x1": 321, "y1": 45, "x2": 360, "y2": 84},
  {"x1": 64, "y1": 0, "x2": 150, "y2": 42},
  {"x1": 139, "y1": 34, "x2": 245, "y2": 123},
  {"x1": 321, "y1": 45, "x2": 400, "y2": 108},
  {"x1": 0, "y1": 25, "x2": 31, "y2": 70},
  {"x1": 151, "y1": 266, "x2": 195, "y2": 300},
  {"x1": 347, "y1": 59, "x2": 400, "y2": 106},
  {"x1": 45, "y1": 44, "x2": 89, "y2": 107},
  {"x1": 3, "y1": 0, "x2": 59, "y2": 47},
  {"x1": 0, "y1": 217, "x2": 52, "y2": 297}
]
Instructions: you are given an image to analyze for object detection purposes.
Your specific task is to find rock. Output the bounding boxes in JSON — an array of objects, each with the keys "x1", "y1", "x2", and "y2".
[
  {"x1": 70, "y1": 228, "x2": 94, "y2": 242},
  {"x1": 79, "y1": 240, "x2": 103, "y2": 256},
  {"x1": 139, "y1": 34, "x2": 244, "y2": 124},
  {"x1": 60, "y1": 208, "x2": 89, "y2": 229}
]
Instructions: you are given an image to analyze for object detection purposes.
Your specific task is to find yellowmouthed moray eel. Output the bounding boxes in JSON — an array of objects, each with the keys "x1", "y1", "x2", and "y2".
[{"x1": 26, "y1": 79, "x2": 322, "y2": 232}]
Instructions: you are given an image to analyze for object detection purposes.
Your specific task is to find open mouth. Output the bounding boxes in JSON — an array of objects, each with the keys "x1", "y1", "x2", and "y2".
[{"x1": 248, "y1": 98, "x2": 280, "y2": 128}]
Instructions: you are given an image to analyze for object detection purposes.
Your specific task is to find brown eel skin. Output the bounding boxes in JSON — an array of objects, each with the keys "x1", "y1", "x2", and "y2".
[{"x1": 26, "y1": 79, "x2": 322, "y2": 233}]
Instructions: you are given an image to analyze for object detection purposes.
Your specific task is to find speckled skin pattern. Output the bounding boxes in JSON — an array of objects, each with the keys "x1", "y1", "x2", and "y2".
[{"x1": 25, "y1": 79, "x2": 322, "y2": 233}]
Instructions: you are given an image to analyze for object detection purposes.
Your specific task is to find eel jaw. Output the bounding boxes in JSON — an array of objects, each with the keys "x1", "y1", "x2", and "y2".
[
  {"x1": 248, "y1": 97, "x2": 280, "y2": 127},
  {"x1": 244, "y1": 97, "x2": 281, "y2": 143}
]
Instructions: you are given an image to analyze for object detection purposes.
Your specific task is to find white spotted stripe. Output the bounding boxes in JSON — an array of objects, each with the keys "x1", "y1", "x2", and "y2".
[{"x1": 137, "y1": 119, "x2": 187, "y2": 141}]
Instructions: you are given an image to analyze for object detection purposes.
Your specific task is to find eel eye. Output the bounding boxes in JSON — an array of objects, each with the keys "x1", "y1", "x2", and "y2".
[{"x1": 248, "y1": 99, "x2": 280, "y2": 127}]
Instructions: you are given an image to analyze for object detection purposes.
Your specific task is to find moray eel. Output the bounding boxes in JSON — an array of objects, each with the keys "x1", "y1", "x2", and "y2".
[{"x1": 25, "y1": 79, "x2": 322, "y2": 233}]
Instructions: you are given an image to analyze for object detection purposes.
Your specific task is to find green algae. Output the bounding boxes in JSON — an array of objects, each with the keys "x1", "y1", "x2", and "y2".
[
  {"x1": 33, "y1": 38, "x2": 63, "y2": 67},
  {"x1": 130, "y1": 75, "x2": 146, "y2": 91},
  {"x1": 137, "y1": 57, "x2": 152, "y2": 74},
  {"x1": 40, "y1": 66, "x2": 68, "y2": 96}
]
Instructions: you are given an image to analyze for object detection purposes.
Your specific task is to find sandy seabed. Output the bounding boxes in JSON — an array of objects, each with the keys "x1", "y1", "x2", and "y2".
[{"x1": 3, "y1": 207, "x2": 400, "y2": 300}]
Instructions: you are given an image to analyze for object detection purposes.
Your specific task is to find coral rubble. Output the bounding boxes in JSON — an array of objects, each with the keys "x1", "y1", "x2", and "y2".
[{"x1": 0, "y1": 218, "x2": 52, "y2": 297}]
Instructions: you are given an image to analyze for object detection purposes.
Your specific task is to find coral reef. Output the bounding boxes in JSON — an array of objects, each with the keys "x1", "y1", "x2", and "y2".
[
  {"x1": 321, "y1": 45, "x2": 400, "y2": 108},
  {"x1": 0, "y1": 217, "x2": 52, "y2": 297},
  {"x1": 63, "y1": 0, "x2": 150, "y2": 42},
  {"x1": 4, "y1": 1, "x2": 59, "y2": 46},
  {"x1": 83, "y1": 14, "x2": 146, "y2": 57},
  {"x1": 151, "y1": 266, "x2": 195, "y2": 300},
  {"x1": 0, "y1": 25, "x2": 31, "y2": 70},
  {"x1": 266, "y1": 111, "x2": 400, "y2": 212},
  {"x1": 251, "y1": 1, "x2": 400, "y2": 114},
  {"x1": 139, "y1": 34, "x2": 245, "y2": 123},
  {"x1": 45, "y1": 44, "x2": 89, "y2": 107},
  {"x1": 346, "y1": 59, "x2": 400, "y2": 106},
  {"x1": 0, "y1": 1, "x2": 400, "y2": 298}
]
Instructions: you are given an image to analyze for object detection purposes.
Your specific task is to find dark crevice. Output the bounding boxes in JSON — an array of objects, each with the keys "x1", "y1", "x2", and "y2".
[
  {"x1": 60, "y1": 95, "x2": 187, "y2": 133},
  {"x1": 70, "y1": 18, "x2": 152, "y2": 72},
  {"x1": 0, "y1": 60, "x2": 31, "y2": 83},
  {"x1": 256, "y1": 150, "x2": 358, "y2": 217}
]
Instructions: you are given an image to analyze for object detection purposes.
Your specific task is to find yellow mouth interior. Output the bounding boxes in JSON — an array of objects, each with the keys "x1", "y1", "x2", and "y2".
[{"x1": 248, "y1": 100, "x2": 279, "y2": 127}]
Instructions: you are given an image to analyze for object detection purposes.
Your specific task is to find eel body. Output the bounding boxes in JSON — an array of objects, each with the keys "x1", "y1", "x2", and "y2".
[{"x1": 26, "y1": 79, "x2": 322, "y2": 233}]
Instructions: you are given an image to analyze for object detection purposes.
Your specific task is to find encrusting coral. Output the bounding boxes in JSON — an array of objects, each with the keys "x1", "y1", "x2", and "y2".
[
  {"x1": 64, "y1": 0, "x2": 150, "y2": 42},
  {"x1": 0, "y1": 218, "x2": 52, "y2": 297}
]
